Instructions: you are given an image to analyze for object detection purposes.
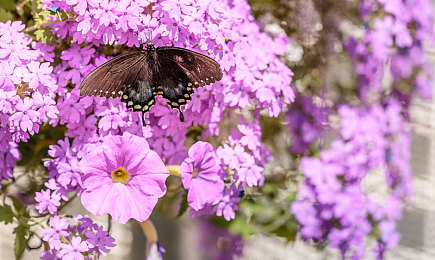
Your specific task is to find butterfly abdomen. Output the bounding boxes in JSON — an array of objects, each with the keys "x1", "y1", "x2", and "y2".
[{"x1": 122, "y1": 82, "x2": 154, "y2": 110}]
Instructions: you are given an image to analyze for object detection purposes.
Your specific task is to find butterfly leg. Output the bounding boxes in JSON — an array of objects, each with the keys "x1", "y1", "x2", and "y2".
[
  {"x1": 178, "y1": 108, "x2": 184, "y2": 122},
  {"x1": 141, "y1": 111, "x2": 147, "y2": 126}
]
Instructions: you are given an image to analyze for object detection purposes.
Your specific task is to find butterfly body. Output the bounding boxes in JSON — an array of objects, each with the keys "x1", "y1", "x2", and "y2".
[{"x1": 79, "y1": 43, "x2": 222, "y2": 125}]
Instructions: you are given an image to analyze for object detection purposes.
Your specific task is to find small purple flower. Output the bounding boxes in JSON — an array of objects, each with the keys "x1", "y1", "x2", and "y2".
[
  {"x1": 237, "y1": 156, "x2": 264, "y2": 187},
  {"x1": 35, "y1": 189, "x2": 61, "y2": 214},
  {"x1": 32, "y1": 92, "x2": 58, "y2": 122},
  {"x1": 9, "y1": 97, "x2": 39, "y2": 132},
  {"x1": 95, "y1": 99, "x2": 129, "y2": 132},
  {"x1": 58, "y1": 236, "x2": 89, "y2": 260},
  {"x1": 0, "y1": 90, "x2": 19, "y2": 113},
  {"x1": 57, "y1": 91, "x2": 87, "y2": 125},
  {"x1": 182, "y1": 8, "x2": 205, "y2": 35},
  {"x1": 214, "y1": 185, "x2": 241, "y2": 221},
  {"x1": 180, "y1": 141, "x2": 224, "y2": 211},
  {"x1": 41, "y1": 216, "x2": 70, "y2": 250},
  {"x1": 146, "y1": 242, "x2": 166, "y2": 260},
  {"x1": 85, "y1": 225, "x2": 115, "y2": 255},
  {"x1": 60, "y1": 45, "x2": 95, "y2": 68},
  {"x1": 116, "y1": 1, "x2": 141, "y2": 32},
  {"x1": 161, "y1": 0, "x2": 194, "y2": 21},
  {"x1": 22, "y1": 61, "x2": 55, "y2": 90},
  {"x1": 40, "y1": 250, "x2": 57, "y2": 260}
]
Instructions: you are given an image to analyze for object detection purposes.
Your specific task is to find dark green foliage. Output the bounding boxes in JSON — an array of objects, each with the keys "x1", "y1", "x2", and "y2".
[
  {"x1": 14, "y1": 224, "x2": 28, "y2": 259},
  {"x1": 0, "y1": 205, "x2": 14, "y2": 224}
]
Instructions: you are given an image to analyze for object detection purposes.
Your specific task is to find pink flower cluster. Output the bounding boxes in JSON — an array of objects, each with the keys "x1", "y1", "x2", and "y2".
[
  {"x1": 0, "y1": 0, "x2": 294, "y2": 255},
  {"x1": 41, "y1": 215, "x2": 115, "y2": 259},
  {"x1": 0, "y1": 21, "x2": 59, "y2": 183},
  {"x1": 36, "y1": 0, "x2": 293, "y2": 224}
]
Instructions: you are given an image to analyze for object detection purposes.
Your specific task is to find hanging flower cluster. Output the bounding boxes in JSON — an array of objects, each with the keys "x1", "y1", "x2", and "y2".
[
  {"x1": 292, "y1": 100, "x2": 410, "y2": 259},
  {"x1": 291, "y1": 0, "x2": 434, "y2": 259}
]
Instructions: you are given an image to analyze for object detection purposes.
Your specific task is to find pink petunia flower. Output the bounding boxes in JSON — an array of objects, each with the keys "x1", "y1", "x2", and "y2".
[
  {"x1": 179, "y1": 141, "x2": 224, "y2": 211},
  {"x1": 79, "y1": 132, "x2": 169, "y2": 224}
]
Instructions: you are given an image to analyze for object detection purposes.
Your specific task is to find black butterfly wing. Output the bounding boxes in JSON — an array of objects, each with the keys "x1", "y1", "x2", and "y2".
[
  {"x1": 79, "y1": 51, "x2": 146, "y2": 98},
  {"x1": 155, "y1": 47, "x2": 223, "y2": 110},
  {"x1": 79, "y1": 45, "x2": 223, "y2": 125}
]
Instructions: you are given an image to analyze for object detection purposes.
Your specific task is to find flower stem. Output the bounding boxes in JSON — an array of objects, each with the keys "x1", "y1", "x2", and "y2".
[
  {"x1": 166, "y1": 165, "x2": 181, "y2": 177},
  {"x1": 140, "y1": 220, "x2": 158, "y2": 243}
]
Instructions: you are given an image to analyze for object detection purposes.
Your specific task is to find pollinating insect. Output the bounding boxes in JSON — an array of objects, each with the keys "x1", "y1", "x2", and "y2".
[{"x1": 79, "y1": 42, "x2": 223, "y2": 125}]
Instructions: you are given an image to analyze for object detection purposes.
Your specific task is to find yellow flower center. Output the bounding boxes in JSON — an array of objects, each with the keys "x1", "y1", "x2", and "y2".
[
  {"x1": 111, "y1": 167, "x2": 130, "y2": 184},
  {"x1": 192, "y1": 168, "x2": 199, "y2": 178}
]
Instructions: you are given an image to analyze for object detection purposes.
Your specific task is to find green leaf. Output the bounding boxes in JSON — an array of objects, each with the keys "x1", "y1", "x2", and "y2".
[
  {"x1": 270, "y1": 222, "x2": 298, "y2": 242},
  {"x1": 0, "y1": 205, "x2": 14, "y2": 224},
  {"x1": 286, "y1": 190, "x2": 297, "y2": 202},
  {"x1": 0, "y1": 0, "x2": 15, "y2": 11},
  {"x1": 228, "y1": 216, "x2": 257, "y2": 239},
  {"x1": 34, "y1": 27, "x2": 55, "y2": 44},
  {"x1": 176, "y1": 190, "x2": 188, "y2": 218},
  {"x1": 0, "y1": 8, "x2": 13, "y2": 23},
  {"x1": 11, "y1": 196, "x2": 25, "y2": 213},
  {"x1": 39, "y1": 10, "x2": 56, "y2": 17},
  {"x1": 13, "y1": 224, "x2": 28, "y2": 260}
]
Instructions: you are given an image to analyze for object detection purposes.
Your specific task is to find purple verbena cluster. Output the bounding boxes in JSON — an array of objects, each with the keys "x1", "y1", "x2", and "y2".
[
  {"x1": 292, "y1": 100, "x2": 410, "y2": 259},
  {"x1": 41, "y1": 215, "x2": 115, "y2": 259},
  {"x1": 347, "y1": 0, "x2": 434, "y2": 101},
  {"x1": 291, "y1": 0, "x2": 434, "y2": 258},
  {"x1": 287, "y1": 95, "x2": 327, "y2": 154},
  {"x1": 0, "y1": 21, "x2": 58, "y2": 184},
  {"x1": 33, "y1": 0, "x2": 293, "y2": 226},
  {"x1": 0, "y1": 0, "x2": 294, "y2": 256},
  {"x1": 2, "y1": 0, "x2": 431, "y2": 258}
]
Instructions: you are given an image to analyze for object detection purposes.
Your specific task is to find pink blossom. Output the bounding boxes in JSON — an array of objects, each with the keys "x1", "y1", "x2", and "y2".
[
  {"x1": 80, "y1": 132, "x2": 169, "y2": 224},
  {"x1": 59, "y1": 236, "x2": 89, "y2": 259},
  {"x1": 180, "y1": 141, "x2": 224, "y2": 211},
  {"x1": 35, "y1": 189, "x2": 61, "y2": 214}
]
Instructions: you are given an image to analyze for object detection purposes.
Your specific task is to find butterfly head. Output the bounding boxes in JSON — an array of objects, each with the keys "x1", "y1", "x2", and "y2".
[{"x1": 146, "y1": 42, "x2": 155, "y2": 51}]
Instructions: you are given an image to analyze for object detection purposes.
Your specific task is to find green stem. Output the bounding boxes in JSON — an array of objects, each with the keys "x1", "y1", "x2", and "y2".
[
  {"x1": 166, "y1": 165, "x2": 181, "y2": 177},
  {"x1": 29, "y1": 219, "x2": 47, "y2": 229},
  {"x1": 23, "y1": 19, "x2": 74, "y2": 33}
]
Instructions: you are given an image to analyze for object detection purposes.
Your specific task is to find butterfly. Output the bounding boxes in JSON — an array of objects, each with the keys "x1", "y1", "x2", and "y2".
[{"x1": 79, "y1": 42, "x2": 223, "y2": 125}]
